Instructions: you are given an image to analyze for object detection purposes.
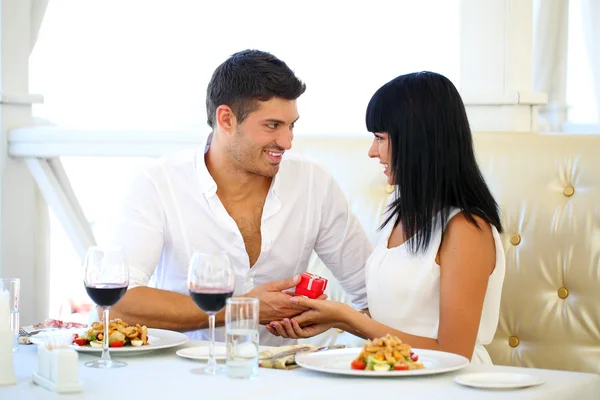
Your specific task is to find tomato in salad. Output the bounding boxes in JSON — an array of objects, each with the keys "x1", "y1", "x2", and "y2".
[
  {"x1": 73, "y1": 337, "x2": 88, "y2": 347},
  {"x1": 351, "y1": 359, "x2": 366, "y2": 370}
]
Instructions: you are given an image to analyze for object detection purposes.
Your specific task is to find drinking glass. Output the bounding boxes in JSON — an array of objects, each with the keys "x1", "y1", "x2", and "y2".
[
  {"x1": 82, "y1": 246, "x2": 129, "y2": 368},
  {"x1": 225, "y1": 297, "x2": 259, "y2": 379},
  {"x1": 187, "y1": 251, "x2": 235, "y2": 375},
  {"x1": 0, "y1": 278, "x2": 20, "y2": 352}
]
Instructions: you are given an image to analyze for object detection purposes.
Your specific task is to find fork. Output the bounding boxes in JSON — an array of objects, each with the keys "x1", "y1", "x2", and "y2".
[
  {"x1": 19, "y1": 328, "x2": 44, "y2": 337},
  {"x1": 260, "y1": 344, "x2": 346, "y2": 362}
]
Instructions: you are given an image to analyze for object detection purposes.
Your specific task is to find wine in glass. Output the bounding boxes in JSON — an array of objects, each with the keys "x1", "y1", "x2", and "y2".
[
  {"x1": 83, "y1": 245, "x2": 129, "y2": 368},
  {"x1": 188, "y1": 251, "x2": 235, "y2": 375}
]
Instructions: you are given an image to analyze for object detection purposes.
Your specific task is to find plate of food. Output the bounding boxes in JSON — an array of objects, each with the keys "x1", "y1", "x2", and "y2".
[
  {"x1": 30, "y1": 318, "x2": 188, "y2": 353},
  {"x1": 295, "y1": 334, "x2": 469, "y2": 377}
]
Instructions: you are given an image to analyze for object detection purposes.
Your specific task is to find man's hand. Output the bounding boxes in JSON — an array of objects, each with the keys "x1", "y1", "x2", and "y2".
[
  {"x1": 265, "y1": 296, "x2": 353, "y2": 339},
  {"x1": 245, "y1": 275, "x2": 311, "y2": 325}
]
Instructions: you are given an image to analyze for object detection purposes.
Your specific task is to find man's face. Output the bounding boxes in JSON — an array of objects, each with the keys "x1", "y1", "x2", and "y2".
[{"x1": 226, "y1": 97, "x2": 299, "y2": 178}]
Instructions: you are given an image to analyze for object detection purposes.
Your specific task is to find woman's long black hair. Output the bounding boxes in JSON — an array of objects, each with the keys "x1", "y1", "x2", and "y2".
[{"x1": 366, "y1": 71, "x2": 502, "y2": 253}]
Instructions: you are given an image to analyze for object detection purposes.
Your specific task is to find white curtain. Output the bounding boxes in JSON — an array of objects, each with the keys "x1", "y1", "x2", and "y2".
[
  {"x1": 532, "y1": 0, "x2": 570, "y2": 132},
  {"x1": 581, "y1": 0, "x2": 600, "y2": 123}
]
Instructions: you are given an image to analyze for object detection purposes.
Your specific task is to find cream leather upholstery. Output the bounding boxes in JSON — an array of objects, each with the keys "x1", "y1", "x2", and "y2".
[{"x1": 290, "y1": 133, "x2": 600, "y2": 374}]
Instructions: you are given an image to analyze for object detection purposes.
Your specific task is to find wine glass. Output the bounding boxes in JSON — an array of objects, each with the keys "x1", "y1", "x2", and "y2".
[
  {"x1": 187, "y1": 251, "x2": 235, "y2": 375},
  {"x1": 83, "y1": 245, "x2": 129, "y2": 368}
]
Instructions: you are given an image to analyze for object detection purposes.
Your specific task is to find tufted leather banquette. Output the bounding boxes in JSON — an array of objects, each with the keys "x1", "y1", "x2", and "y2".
[{"x1": 290, "y1": 132, "x2": 600, "y2": 374}]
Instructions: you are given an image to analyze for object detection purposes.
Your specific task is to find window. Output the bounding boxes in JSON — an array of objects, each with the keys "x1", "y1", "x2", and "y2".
[
  {"x1": 30, "y1": 0, "x2": 461, "y2": 321},
  {"x1": 48, "y1": 157, "x2": 151, "y2": 322},
  {"x1": 566, "y1": 0, "x2": 599, "y2": 127},
  {"x1": 31, "y1": 0, "x2": 460, "y2": 133}
]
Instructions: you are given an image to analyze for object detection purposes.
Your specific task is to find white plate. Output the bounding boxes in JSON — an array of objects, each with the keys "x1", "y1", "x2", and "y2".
[
  {"x1": 295, "y1": 347, "x2": 469, "y2": 377},
  {"x1": 454, "y1": 372, "x2": 545, "y2": 389},
  {"x1": 176, "y1": 345, "x2": 227, "y2": 361},
  {"x1": 30, "y1": 328, "x2": 188, "y2": 353}
]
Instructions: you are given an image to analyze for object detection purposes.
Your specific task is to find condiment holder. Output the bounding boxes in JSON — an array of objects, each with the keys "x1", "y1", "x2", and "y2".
[{"x1": 32, "y1": 335, "x2": 84, "y2": 393}]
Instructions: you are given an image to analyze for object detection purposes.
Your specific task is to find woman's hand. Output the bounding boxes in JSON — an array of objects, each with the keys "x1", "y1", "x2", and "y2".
[
  {"x1": 266, "y1": 318, "x2": 334, "y2": 339},
  {"x1": 265, "y1": 296, "x2": 354, "y2": 339}
]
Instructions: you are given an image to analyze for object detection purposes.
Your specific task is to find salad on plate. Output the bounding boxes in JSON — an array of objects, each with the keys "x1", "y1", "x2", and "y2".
[
  {"x1": 72, "y1": 318, "x2": 149, "y2": 348},
  {"x1": 351, "y1": 334, "x2": 424, "y2": 372}
]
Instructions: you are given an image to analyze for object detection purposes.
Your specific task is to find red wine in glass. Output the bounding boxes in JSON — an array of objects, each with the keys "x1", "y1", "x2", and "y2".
[
  {"x1": 82, "y1": 245, "x2": 129, "y2": 369},
  {"x1": 190, "y1": 289, "x2": 233, "y2": 313},
  {"x1": 187, "y1": 251, "x2": 235, "y2": 375},
  {"x1": 85, "y1": 284, "x2": 128, "y2": 307}
]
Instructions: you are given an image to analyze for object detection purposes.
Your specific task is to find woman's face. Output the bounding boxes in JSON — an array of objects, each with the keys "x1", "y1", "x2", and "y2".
[{"x1": 368, "y1": 132, "x2": 392, "y2": 184}]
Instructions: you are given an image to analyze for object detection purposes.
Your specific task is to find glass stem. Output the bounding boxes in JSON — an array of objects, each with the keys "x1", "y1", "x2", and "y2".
[
  {"x1": 100, "y1": 307, "x2": 111, "y2": 361},
  {"x1": 208, "y1": 313, "x2": 216, "y2": 368}
]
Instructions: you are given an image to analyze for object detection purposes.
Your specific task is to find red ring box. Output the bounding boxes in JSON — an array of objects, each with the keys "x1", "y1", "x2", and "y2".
[{"x1": 295, "y1": 272, "x2": 328, "y2": 299}]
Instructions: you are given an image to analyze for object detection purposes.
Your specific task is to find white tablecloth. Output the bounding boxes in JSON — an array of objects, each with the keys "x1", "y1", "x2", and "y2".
[{"x1": 2, "y1": 341, "x2": 599, "y2": 399}]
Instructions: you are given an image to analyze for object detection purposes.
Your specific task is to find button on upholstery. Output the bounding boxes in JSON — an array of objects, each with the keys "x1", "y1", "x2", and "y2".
[
  {"x1": 385, "y1": 184, "x2": 395, "y2": 194},
  {"x1": 510, "y1": 234, "x2": 521, "y2": 246},
  {"x1": 509, "y1": 336, "x2": 520, "y2": 348},
  {"x1": 563, "y1": 186, "x2": 575, "y2": 197},
  {"x1": 558, "y1": 287, "x2": 569, "y2": 299}
]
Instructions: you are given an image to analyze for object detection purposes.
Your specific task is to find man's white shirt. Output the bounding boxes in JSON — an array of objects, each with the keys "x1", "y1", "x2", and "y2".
[{"x1": 99, "y1": 134, "x2": 372, "y2": 346}]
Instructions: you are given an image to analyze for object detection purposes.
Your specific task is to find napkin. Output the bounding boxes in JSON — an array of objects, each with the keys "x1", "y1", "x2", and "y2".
[
  {"x1": 18, "y1": 319, "x2": 87, "y2": 345},
  {"x1": 259, "y1": 345, "x2": 320, "y2": 370}
]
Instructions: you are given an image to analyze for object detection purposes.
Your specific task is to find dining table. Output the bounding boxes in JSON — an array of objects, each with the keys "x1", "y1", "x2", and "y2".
[{"x1": 2, "y1": 339, "x2": 600, "y2": 399}]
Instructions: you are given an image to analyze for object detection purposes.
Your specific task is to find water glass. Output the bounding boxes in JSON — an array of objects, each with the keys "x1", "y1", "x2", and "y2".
[
  {"x1": 225, "y1": 297, "x2": 259, "y2": 379},
  {"x1": 0, "y1": 278, "x2": 20, "y2": 352}
]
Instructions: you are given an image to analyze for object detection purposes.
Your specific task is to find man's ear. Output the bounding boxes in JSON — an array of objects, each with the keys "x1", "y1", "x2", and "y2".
[{"x1": 215, "y1": 105, "x2": 237, "y2": 135}]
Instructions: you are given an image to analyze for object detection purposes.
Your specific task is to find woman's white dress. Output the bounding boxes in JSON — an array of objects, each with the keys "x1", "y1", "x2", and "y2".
[{"x1": 365, "y1": 207, "x2": 505, "y2": 363}]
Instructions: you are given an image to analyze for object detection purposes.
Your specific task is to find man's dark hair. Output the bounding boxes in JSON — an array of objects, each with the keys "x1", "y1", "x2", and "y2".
[{"x1": 206, "y1": 49, "x2": 306, "y2": 128}]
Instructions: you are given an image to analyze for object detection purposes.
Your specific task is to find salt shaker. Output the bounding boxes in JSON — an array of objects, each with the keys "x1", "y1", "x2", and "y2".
[
  {"x1": 50, "y1": 348, "x2": 81, "y2": 387},
  {"x1": 37, "y1": 343, "x2": 52, "y2": 378}
]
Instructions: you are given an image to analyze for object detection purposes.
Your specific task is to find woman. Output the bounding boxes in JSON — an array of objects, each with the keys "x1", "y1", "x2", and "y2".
[{"x1": 266, "y1": 71, "x2": 505, "y2": 363}]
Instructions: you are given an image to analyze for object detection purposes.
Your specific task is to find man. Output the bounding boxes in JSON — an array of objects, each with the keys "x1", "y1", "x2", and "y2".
[{"x1": 105, "y1": 50, "x2": 372, "y2": 345}]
